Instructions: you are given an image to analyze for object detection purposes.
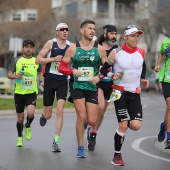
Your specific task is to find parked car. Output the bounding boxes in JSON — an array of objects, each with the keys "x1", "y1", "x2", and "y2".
[{"x1": 0, "y1": 67, "x2": 12, "y2": 94}]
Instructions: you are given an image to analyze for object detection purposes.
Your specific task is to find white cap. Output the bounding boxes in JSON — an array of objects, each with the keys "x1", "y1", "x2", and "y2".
[
  {"x1": 56, "y1": 23, "x2": 68, "y2": 30},
  {"x1": 124, "y1": 26, "x2": 143, "y2": 35}
]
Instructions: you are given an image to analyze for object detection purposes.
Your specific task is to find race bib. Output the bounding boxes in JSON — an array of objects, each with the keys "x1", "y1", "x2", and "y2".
[
  {"x1": 49, "y1": 62, "x2": 63, "y2": 75},
  {"x1": 108, "y1": 89, "x2": 122, "y2": 102},
  {"x1": 21, "y1": 76, "x2": 34, "y2": 89},
  {"x1": 78, "y1": 67, "x2": 94, "y2": 81}
]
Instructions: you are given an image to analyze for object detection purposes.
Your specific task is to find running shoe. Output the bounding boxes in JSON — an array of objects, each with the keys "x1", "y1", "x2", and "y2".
[
  {"x1": 51, "y1": 140, "x2": 61, "y2": 152},
  {"x1": 39, "y1": 114, "x2": 47, "y2": 126},
  {"x1": 87, "y1": 133, "x2": 96, "y2": 151},
  {"x1": 16, "y1": 137, "x2": 23, "y2": 147},
  {"x1": 24, "y1": 126, "x2": 32, "y2": 140},
  {"x1": 164, "y1": 139, "x2": 170, "y2": 149},
  {"x1": 77, "y1": 146, "x2": 86, "y2": 158},
  {"x1": 158, "y1": 122, "x2": 166, "y2": 142},
  {"x1": 111, "y1": 153, "x2": 125, "y2": 166}
]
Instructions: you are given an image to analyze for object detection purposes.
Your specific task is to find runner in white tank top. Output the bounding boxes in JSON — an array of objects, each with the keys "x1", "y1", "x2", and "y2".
[{"x1": 100, "y1": 25, "x2": 149, "y2": 166}]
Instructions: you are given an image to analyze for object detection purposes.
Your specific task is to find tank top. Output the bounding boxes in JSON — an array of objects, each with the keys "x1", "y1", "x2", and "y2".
[
  {"x1": 72, "y1": 41, "x2": 100, "y2": 91},
  {"x1": 43, "y1": 38, "x2": 70, "y2": 80}
]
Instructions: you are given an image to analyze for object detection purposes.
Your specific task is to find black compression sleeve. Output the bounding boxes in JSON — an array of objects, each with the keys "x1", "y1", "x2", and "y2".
[
  {"x1": 100, "y1": 61, "x2": 112, "y2": 76},
  {"x1": 141, "y1": 61, "x2": 146, "y2": 79}
]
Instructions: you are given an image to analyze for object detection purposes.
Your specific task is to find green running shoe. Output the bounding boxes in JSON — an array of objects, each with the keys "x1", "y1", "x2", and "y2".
[
  {"x1": 25, "y1": 126, "x2": 32, "y2": 140},
  {"x1": 16, "y1": 137, "x2": 23, "y2": 147}
]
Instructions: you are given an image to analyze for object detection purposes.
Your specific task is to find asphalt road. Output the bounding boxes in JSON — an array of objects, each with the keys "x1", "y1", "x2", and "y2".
[{"x1": 0, "y1": 92, "x2": 170, "y2": 170}]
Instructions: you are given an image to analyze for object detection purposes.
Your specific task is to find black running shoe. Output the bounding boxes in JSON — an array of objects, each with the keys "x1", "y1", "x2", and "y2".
[
  {"x1": 88, "y1": 133, "x2": 96, "y2": 151},
  {"x1": 164, "y1": 139, "x2": 170, "y2": 149},
  {"x1": 158, "y1": 122, "x2": 166, "y2": 142},
  {"x1": 39, "y1": 114, "x2": 47, "y2": 126}
]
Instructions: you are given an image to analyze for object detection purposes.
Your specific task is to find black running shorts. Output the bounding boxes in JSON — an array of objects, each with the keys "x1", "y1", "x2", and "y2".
[
  {"x1": 43, "y1": 77, "x2": 68, "y2": 106},
  {"x1": 14, "y1": 92, "x2": 37, "y2": 113},
  {"x1": 71, "y1": 89, "x2": 98, "y2": 104},
  {"x1": 114, "y1": 91, "x2": 142, "y2": 122},
  {"x1": 97, "y1": 81, "x2": 113, "y2": 100}
]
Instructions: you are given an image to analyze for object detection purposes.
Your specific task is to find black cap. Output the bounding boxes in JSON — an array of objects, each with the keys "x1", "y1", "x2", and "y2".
[
  {"x1": 103, "y1": 25, "x2": 117, "y2": 33},
  {"x1": 22, "y1": 39, "x2": 35, "y2": 47}
]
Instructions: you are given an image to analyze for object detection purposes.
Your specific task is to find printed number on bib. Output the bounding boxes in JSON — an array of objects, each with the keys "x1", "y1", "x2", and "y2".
[
  {"x1": 22, "y1": 77, "x2": 34, "y2": 89},
  {"x1": 78, "y1": 67, "x2": 94, "y2": 81},
  {"x1": 49, "y1": 62, "x2": 63, "y2": 75}
]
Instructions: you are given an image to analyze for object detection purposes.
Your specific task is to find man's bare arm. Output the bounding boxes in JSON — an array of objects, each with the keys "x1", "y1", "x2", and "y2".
[{"x1": 35, "y1": 40, "x2": 61, "y2": 65}]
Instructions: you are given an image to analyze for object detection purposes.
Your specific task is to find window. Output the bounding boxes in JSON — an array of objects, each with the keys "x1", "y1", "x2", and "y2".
[
  {"x1": 52, "y1": 0, "x2": 62, "y2": 8},
  {"x1": 26, "y1": 9, "x2": 37, "y2": 21},
  {"x1": 12, "y1": 13, "x2": 21, "y2": 21},
  {"x1": 8, "y1": 9, "x2": 37, "y2": 22}
]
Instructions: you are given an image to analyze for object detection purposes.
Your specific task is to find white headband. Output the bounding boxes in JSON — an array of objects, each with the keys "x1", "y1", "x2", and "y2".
[
  {"x1": 124, "y1": 27, "x2": 143, "y2": 35},
  {"x1": 56, "y1": 23, "x2": 68, "y2": 30}
]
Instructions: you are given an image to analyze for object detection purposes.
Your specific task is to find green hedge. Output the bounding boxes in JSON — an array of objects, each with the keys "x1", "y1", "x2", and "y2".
[{"x1": 0, "y1": 98, "x2": 74, "y2": 110}]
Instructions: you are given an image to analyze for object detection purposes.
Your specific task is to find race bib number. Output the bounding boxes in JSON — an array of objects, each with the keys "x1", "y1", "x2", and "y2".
[
  {"x1": 108, "y1": 89, "x2": 122, "y2": 102},
  {"x1": 21, "y1": 77, "x2": 34, "y2": 89},
  {"x1": 78, "y1": 67, "x2": 94, "y2": 81},
  {"x1": 49, "y1": 62, "x2": 63, "y2": 75}
]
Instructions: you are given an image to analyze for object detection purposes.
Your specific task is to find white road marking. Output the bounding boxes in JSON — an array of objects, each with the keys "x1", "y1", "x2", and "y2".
[{"x1": 132, "y1": 136, "x2": 170, "y2": 162}]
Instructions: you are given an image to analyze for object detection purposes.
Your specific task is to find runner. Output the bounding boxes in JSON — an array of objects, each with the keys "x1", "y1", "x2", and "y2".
[
  {"x1": 154, "y1": 38, "x2": 170, "y2": 149},
  {"x1": 58, "y1": 20, "x2": 111, "y2": 158},
  {"x1": 7, "y1": 39, "x2": 42, "y2": 147},
  {"x1": 35, "y1": 23, "x2": 71, "y2": 152},
  {"x1": 87, "y1": 24, "x2": 119, "y2": 151},
  {"x1": 100, "y1": 25, "x2": 149, "y2": 165}
]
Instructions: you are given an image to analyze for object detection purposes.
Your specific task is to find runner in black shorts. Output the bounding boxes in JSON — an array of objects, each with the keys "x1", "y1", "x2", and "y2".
[
  {"x1": 86, "y1": 25, "x2": 119, "y2": 151},
  {"x1": 58, "y1": 20, "x2": 107, "y2": 158},
  {"x1": 7, "y1": 39, "x2": 42, "y2": 147},
  {"x1": 35, "y1": 23, "x2": 72, "y2": 152},
  {"x1": 100, "y1": 25, "x2": 149, "y2": 165},
  {"x1": 155, "y1": 37, "x2": 170, "y2": 149}
]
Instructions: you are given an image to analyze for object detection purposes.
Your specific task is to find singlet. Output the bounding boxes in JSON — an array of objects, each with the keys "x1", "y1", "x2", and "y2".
[
  {"x1": 72, "y1": 41, "x2": 100, "y2": 91},
  {"x1": 8, "y1": 56, "x2": 41, "y2": 94},
  {"x1": 100, "y1": 44, "x2": 118, "y2": 82},
  {"x1": 43, "y1": 38, "x2": 70, "y2": 80},
  {"x1": 158, "y1": 38, "x2": 170, "y2": 83},
  {"x1": 113, "y1": 46, "x2": 145, "y2": 93}
]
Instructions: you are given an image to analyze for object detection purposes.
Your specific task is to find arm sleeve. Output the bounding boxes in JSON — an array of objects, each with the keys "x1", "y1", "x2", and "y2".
[
  {"x1": 58, "y1": 60, "x2": 74, "y2": 75},
  {"x1": 100, "y1": 60, "x2": 113, "y2": 76},
  {"x1": 141, "y1": 61, "x2": 146, "y2": 79}
]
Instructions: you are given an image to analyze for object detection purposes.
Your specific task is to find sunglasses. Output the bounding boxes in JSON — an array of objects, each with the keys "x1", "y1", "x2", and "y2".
[{"x1": 58, "y1": 28, "x2": 69, "y2": 31}]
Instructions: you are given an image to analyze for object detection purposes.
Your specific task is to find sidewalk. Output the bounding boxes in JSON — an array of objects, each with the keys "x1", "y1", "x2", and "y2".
[{"x1": 0, "y1": 102, "x2": 115, "y2": 117}]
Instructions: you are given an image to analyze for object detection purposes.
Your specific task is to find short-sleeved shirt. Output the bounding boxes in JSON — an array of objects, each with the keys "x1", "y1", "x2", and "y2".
[
  {"x1": 8, "y1": 56, "x2": 41, "y2": 94},
  {"x1": 159, "y1": 38, "x2": 170, "y2": 83},
  {"x1": 72, "y1": 42, "x2": 100, "y2": 92}
]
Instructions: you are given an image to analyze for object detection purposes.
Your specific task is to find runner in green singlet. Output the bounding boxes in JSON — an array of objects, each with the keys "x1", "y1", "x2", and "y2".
[
  {"x1": 154, "y1": 38, "x2": 170, "y2": 149},
  {"x1": 58, "y1": 20, "x2": 107, "y2": 158}
]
